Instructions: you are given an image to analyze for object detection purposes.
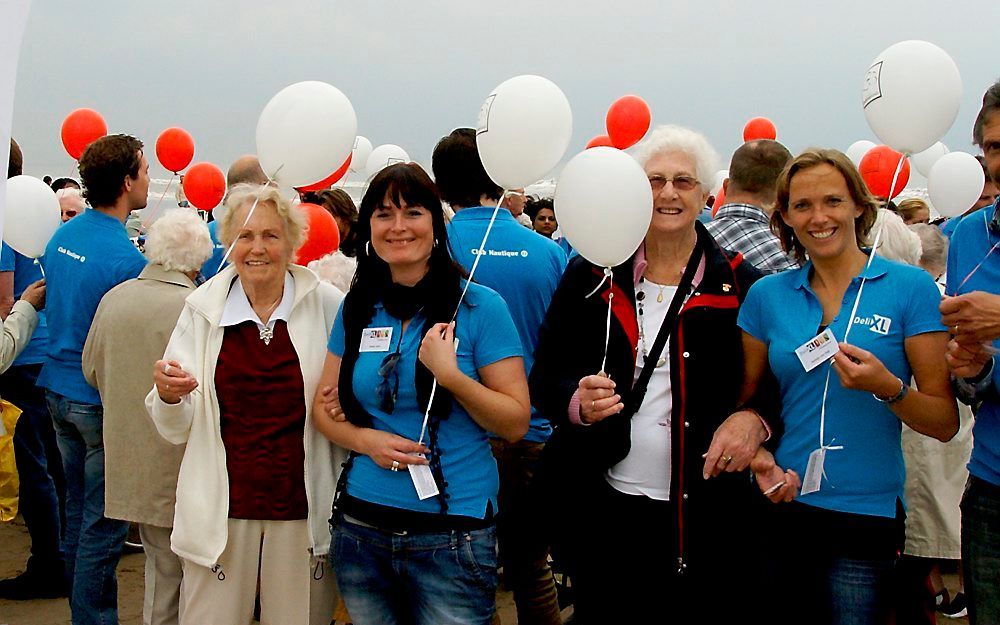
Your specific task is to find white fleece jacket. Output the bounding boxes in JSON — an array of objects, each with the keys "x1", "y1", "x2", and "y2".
[{"x1": 145, "y1": 264, "x2": 346, "y2": 569}]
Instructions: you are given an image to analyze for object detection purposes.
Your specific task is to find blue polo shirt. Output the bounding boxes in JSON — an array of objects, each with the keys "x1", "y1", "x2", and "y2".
[
  {"x1": 941, "y1": 216, "x2": 961, "y2": 239},
  {"x1": 739, "y1": 255, "x2": 946, "y2": 518},
  {"x1": 328, "y1": 282, "x2": 522, "y2": 518},
  {"x1": 0, "y1": 243, "x2": 47, "y2": 365},
  {"x1": 447, "y1": 206, "x2": 567, "y2": 442},
  {"x1": 37, "y1": 209, "x2": 147, "y2": 404},
  {"x1": 947, "y1": 201, "x2": 1000, "y2": 486},
  {"x1": 200, "y1": 220, "x2": 228, "y2": 279}
]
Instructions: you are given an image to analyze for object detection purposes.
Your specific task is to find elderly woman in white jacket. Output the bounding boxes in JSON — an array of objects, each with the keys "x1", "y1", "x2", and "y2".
[{"x1": 146, "y1": 184, "x2": 345, "y2": 625}]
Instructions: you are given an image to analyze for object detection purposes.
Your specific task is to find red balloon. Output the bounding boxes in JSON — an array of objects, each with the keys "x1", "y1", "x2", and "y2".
[
  {"x1": 606, "y1": 95, "x2": 651, "y2": 149},
  {"x1": 296, "y1": 154, "x2": 352, "y2": 192},
  {"x1": 156, "y1": 127, "x2": 195, "y2": 173},
  {"x1": 61, "y1": 108, "x2": 108, "y2": 160},
  {"x1": 585, "y1": 135, "x2": 615, "y2": 149},
  {"x1": 743, "y1": 117, "x2": 777, "y2": 142},
  {"x1": 711, "y1": 184, "x2": 727, "y2": 218},
  {"x1": 859, "y1": 145, "x2": 910, "y2": 199},
  {"x1": 182, "y1": 162, "x2": 226, "y2": 211},
  {"x1": 296, "y1": 202, "x2": 341, "y2": 265}
]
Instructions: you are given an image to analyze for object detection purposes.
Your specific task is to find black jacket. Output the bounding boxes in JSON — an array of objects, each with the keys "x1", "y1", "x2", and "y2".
[{"x1": 530, "y1": 222, "x2": 779, "y2": 578}]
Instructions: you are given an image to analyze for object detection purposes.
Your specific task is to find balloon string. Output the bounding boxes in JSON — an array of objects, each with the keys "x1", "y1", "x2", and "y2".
[
  {"x1": 886, "y1": 152, "x2": 907, "y2": 204},
  {"x1": 600, "y1": 289, "x2": 613, "y2": 374},
  {"x1": 843, "y1": 225, "x2": 883, "y2": 345},
  {"x1": 215, "y1": 166, "x2": 282, "y2": 273},
  {"x1": 34, "y1": 258, "x2": 45, "y2": 279},
  {"x1": 952, "y1": 241, "x2": 1000, "y2": 295},
  {"x1": 140, "y1": 173, "x2": 177, "y2": 232}
]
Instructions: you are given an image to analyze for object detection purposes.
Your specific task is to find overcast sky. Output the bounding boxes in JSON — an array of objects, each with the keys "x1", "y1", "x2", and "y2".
[{"x1": 11, "y1": 0, "x2": 1000, "y2": 182}]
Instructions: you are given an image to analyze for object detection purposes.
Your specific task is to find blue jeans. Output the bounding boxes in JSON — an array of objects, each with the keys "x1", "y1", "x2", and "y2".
[
  {"x1": 331, "y1": 518, "x2": 498, "y2": 625},
  {"x1": 962, "y1": 475, "x2": 1000, "y2": 625},
  {"x1": 46, "y1": 391, "x2": 128, "y2": 625},
  {"x1": 0, "y1": 364, "x2": 65, "y2": 575}
]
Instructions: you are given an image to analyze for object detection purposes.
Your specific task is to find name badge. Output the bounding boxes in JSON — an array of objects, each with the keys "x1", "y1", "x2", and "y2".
[
  {"x1": 360, "y1": 327, "x2": 393, "y2": 352},
  {"x1": 794, "y1": 328, "x2": 839, "y2": 372}
]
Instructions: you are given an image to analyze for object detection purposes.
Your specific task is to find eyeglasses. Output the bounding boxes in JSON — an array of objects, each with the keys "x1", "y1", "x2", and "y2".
[
  {"x1": 376, "y1": 351, "x2": 401, "y2": 414},
  {"x1": 648, "y1": 175, "x2": 699, "y2": 193}
]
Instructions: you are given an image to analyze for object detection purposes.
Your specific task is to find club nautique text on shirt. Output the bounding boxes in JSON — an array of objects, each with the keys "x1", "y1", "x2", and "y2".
[
  {"x1": 56, "y1": 246, "x2": 87, "y2": 263},
  {"x1": 469, "y1": 248, "x2": 529, "y2": 258}
]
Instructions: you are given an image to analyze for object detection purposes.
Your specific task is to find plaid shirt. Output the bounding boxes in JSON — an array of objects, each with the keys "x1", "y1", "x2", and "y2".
[{"x1": 705, "y1": 203, "x2": 799, "y2": 275}]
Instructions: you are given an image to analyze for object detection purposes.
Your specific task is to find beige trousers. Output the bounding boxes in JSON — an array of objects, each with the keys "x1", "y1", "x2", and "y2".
[
  {"x1": 179, "y1": 519, "x2": 338, "y2": 625},
  {"x1": 139, "y1": 524, "x2": 184, "y2": 625}
]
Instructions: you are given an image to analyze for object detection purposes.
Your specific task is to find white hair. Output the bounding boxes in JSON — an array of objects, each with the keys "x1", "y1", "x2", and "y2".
[
  {"x1": 872, "y1": 208, "x2": 921, "y2": 266},
  {"x1": 307, "y1": 251, "x2": 357, "y2": 293},
  {"x1": 909, "y1": 223, "x2": 949, "y2": 278},
  {"x1": 144, "y1": 209, "x2": 214, "y2": 273},
  {"x1": 56, "y1": 188, "x2": 84, "y2": 203},
  {"x1": 631, "y1": 125, "x2": 720, "y2": 191}
]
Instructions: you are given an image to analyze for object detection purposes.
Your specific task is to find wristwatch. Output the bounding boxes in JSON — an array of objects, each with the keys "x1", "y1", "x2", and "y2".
[{"x1": 873, "y1": 378, "x2": 909, "y2": 404}]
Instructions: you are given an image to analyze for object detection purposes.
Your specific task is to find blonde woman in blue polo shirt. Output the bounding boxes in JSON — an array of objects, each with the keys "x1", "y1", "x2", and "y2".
[
  {"x1": 739, "y1": 149, "x2": 958, "y2": 625},
  {"x1": 313, "y1": 163, "x2": 529, "y2": 625}
]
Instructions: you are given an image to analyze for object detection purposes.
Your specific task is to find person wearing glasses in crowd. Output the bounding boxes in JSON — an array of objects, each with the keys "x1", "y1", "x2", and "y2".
[
  {"x1": 529, "y1": 125, "x2": 773, "y2": 624},
  {"x1": 312, "y1": 162, "x2": 529, "y2": 625},
  {"x1": 147, "y1": 184, "x2": 344, "y2": 625},
  {"x1": 738, "y1": 149, "x2": 958, "y2": 625}
]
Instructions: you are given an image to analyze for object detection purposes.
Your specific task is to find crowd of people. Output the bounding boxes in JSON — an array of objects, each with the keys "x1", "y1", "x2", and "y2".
[{"x1": 0, "y1": 80, "x2": 999, "y2": 625}]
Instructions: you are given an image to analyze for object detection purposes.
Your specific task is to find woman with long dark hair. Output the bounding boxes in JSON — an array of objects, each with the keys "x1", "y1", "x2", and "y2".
[{"x1": 312, "y1": 163, "x2": 529, "y2": 625}]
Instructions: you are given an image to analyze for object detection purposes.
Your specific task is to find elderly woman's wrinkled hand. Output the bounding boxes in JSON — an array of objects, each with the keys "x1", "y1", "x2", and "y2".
[
  {"x1": 577, "y1": 374, "x2": 623, "y2": 424},
  {"x1": 21, "y1": 279, "x2": 45, "y2": 311},
  {"x1": 702, "y1": 409, "x2": 768, "y2": 479},
  {"x1": 750, "y1": 448, "x2": 800, "y2": 504},
  {"x1": 319, "y1": 385, "x2": 346, "y2": 422},
  {"x1": 154, "y1": 359, "x2": 198, "y2": 405}
]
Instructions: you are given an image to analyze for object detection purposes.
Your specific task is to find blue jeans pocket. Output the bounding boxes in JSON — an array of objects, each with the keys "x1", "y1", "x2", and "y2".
[{"x1": 457, "y1": 528, "x2": 499, "y2": 591}]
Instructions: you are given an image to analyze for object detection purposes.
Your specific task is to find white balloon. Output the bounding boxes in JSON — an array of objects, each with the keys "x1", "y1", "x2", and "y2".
[
  {"x1": 554, "y1": 147, "x2": 652, "y2": 268},
  {"x1": 714, "y1": 169, "x2": 729, "y2": 191},
  {"x1": 928, "y1": 152, "x2": 986, "y2": 218},
  {"x1": 3, "y1": 176, "x2": 61, "y2": 258},
  {"x1": 476, "y1": 75, "x2": 573, "y2": 190},
  {"x1": 365, "y1": 144, "x2": 410, "y2": 179},
  {"x1": 912, "y1": 142, "x2": 950, "y2": 178},
  {"x1": 350, "y1": 136, "x2": 373, "y2": 173},
  {"x1": 846, "y1": 140, "x2": 877, "y2": 167},
  {"x1": 256, "y1": 81, "x2": 358, "y2": 188},
  {"x1": 861, "y1": 40, "x2": 962, "y2": 155}
]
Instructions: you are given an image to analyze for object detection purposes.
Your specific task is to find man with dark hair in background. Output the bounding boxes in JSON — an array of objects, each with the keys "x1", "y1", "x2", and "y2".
[
  {"x1": 706, "y1": 139, "x2": 797, "y2": 274},
  {"x1": 38, "y1": 134, "x2": 148, "y2": 624},
  {"x1": 0, "y1": 138, "x2": 68, "y2": 601},
  {"x1": 433, "y1": 128, "x2": 566, "y2": 625}
]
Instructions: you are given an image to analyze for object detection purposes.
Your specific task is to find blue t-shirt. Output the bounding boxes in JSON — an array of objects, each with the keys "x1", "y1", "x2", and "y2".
[
  {"x1": 947, "y1": 201, "x2": 1000, "y2": 486},
  {"x1": 200, "y1": 220, "x2": 228, "y2": 280},
  {"x1": 0, "y1": 243, "x2": 47, "y2": 365},
  {"x1": 329, "y1": 282, "x2": 522, "y2": 518},
  {"x1": 447, "y1": 206, "x2": 567, "y2": 442},
  {"x1": 37, "y1": 209, "x2": 147, "y2": 404},
  {"x1": 739, "y1": 255, "x2": 946, "y2": 518}
]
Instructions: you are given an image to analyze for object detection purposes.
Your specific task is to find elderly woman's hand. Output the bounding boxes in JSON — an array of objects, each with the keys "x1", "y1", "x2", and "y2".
[
  {"x1": 318, "y1": 385, "x2": 346, "y2": 422},
  {"x1": 419, "y1": 322, "x2": 462, "y2": 388},
  {"x1": 750, "y1": 448, "x2": 800, "y2": 504},
  {"x1": 578, "y1": 373, "x2": 623, "y2": 424},
  {"x1": 702, "y1": 409, "x2": 768, "y2": 479},
  {"x1": 20, "y1": 279, "x2": 45, "y2": 311},
  {"x1": 154, "y1": 359, "x2": 199, "y2": 405}
]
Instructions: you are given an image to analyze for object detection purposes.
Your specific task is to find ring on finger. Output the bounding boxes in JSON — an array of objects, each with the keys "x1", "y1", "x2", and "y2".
[
  {"x1": 722, "y1": 455, "x2": 734, "y2": 466},
  {"x1": 390, "y1": 460, "x2": 400, "y2": 472}
]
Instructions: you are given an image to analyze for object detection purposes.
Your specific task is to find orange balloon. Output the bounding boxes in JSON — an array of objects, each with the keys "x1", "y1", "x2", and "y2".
[
  {"x1": 61, "y1": 108, "x2": 108, "y2": 160},
  {"x1": 296, "y1": 202, "x2": 341, "y2": 265},
  {"x1": 743, "y1": 117, "x2": 777, "y2": 142},
  {"x1": 297, "y1": 154, "x2": 352, "y2": 192},
  {"x1": 585, "y1": 135, "x2": 615, "y2": 149},
  {"x1": 606, "y1": 95, "x2": 651, "y2": 149},
  {"x1": 711, "y1": 185, "x2": 727, "y2": 217},
  {"x1": 859, "y1": 145, "x2": 910, "y2": 199},
  {"x1": 182, "y1": 162, "x2": 226, "y2": 211},
  {"x1": 156, "y1": 127, "x2": 195, "y2": 173}
]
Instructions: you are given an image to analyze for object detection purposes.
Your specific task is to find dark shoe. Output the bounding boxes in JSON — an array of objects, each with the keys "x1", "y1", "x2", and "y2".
[
  {"x1": 939, "y1": 592, "x2": 968, "y2": 619},
  {"x1": 0, "y1": 569, "x2": 69, "y2": 600}
]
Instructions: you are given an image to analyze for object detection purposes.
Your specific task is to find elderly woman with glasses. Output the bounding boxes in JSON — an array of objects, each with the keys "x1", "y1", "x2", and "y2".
[
  {"x1": 146, "y1": 184, "x2": 345, "y2": 625},
  {"x1": 529, "y1": 125, "x2": 775, "y2": 624},
  {"x1": 312, "y1": 163, "x2": 529, "y2": 625}
]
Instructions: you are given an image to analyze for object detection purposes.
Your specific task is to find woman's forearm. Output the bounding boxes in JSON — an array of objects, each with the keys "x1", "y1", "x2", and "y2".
[
  {"x1": 441, "y1": 365, "x2": 530, "y2": 442},
  {"x1": 888, "y1": 388, "x2": 959, "y2": 442}
]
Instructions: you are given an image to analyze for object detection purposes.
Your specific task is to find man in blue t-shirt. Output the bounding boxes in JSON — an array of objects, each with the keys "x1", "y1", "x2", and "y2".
[
  {"x1": 941, "y1": 81, "x2": 1000, "y2": 624},
  {"x1": 432, "y1": 128, "x2": 566, "y2": 625},
  {"x1": 36, "y1": 134, "x2": 149, "y2": 624}
]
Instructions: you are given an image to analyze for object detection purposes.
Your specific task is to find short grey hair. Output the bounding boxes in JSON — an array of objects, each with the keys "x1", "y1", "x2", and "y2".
[
  {"x1": 144, "y1": 209, "x2": 214, "y2": 273},
  {"x1": 218, "y1": 183, "x2": 307, "y2": 258},
  {"x1": 872, "y1": 208, "x2": 921, "y2": 266},
  {"x1": 55, "y1": 188, "x2": 84, "y2": 204},
  {"x1": 631, "y1": 125, "x2": 720, "y2": 191},
  {"x1": 910, "y1": 223, "x2": 949, "y2": 278}
]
